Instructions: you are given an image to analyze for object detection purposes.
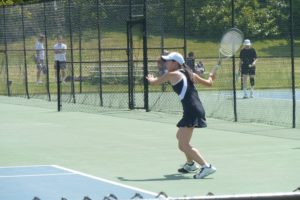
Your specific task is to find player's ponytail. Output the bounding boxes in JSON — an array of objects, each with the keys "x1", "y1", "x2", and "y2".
[{"x1": 182, "y1": 63, "x2": 194, "y2": 83}]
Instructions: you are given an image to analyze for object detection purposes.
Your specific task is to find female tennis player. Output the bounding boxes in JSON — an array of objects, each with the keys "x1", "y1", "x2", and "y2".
[{"x1": 146, "y1": 52, "x2": 216, "y2": 179}]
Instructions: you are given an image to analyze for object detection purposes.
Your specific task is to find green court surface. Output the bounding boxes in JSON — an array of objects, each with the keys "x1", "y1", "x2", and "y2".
[{"x1": 0, "y1": 96, "x2": 299, "y2": 198}]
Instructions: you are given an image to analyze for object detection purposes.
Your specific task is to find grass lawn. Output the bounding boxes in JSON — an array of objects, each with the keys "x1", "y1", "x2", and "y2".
[{"x1": 0, "y1": 31, "x2": 299, "y2": 96}]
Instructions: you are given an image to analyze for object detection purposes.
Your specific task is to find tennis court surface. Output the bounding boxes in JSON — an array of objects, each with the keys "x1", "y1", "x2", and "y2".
[
  {"x1": 0, "y1": 96, "x2": 300, "y2": 200},
  {"x1": 0, "y1": 165, "x2": 156, "y2": 199}
]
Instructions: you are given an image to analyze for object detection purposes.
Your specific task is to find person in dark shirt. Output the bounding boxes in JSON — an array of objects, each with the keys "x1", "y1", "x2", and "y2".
[
  {"x1": 186, "y1": 51, "x2": 205, "y2": 77},
  {"x1": 186, "y1": 51, "x2": 195, "y2": 71},
  {"x1": 239, "y1": 39, "x2": 257, "y2": 98}
]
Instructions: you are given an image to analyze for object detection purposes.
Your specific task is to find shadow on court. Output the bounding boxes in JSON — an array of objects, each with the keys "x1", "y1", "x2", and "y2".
[{"x1": 117, "y1": 174, "x2": 195, "y2": 182}]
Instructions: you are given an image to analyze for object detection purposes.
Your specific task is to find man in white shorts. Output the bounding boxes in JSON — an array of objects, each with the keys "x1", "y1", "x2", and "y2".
[
  {"x1": 35, "y1": 34, "x2": 46, "y2": 83},
  {"x1": 53, "y1": 35, "x2": 67, "y2": 83}
]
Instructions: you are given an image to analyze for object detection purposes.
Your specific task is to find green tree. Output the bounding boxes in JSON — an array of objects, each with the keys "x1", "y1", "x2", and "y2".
[
  {"x1": 292, "y1": 0, "x2": 300, "y2": 37},
  {"x1": 0, "y1": 0, "x2": 40, "y2": 6},
  {"x1": 0, "y1": 0, "x2": 17, "y2": 6},
  {"x1": 173, "y1": 0, "x2": 290, "y2": 39},
  {"x1": 236, "y1": 0, "x2": 289, "y2": 38}
]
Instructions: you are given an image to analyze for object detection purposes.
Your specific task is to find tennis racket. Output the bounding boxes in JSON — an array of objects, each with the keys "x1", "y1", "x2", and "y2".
[{"x1": 211, "y1": 28, "x2": 244, "y2": 74}]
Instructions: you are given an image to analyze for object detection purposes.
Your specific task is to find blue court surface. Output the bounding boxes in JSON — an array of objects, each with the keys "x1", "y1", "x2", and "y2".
[{"x1": 0, "y1": 165, "x2": 157, "y2": 200}]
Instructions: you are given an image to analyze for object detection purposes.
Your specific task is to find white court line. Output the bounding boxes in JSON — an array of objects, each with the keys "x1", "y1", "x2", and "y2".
[
  {"x1": 0, "y1": 172, "x2": 74, "y2": 178},
  {"x1": 53, "y1": 165, "x2": 158, "y2": 196},
  {"x1": 0, "y1": 165, "x2": 52, "y2": 169}
]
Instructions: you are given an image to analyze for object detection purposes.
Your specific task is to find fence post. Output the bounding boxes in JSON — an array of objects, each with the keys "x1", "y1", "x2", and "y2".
[
  {"x1": 21, "y1": 4, "x2": 30, "y2": 99},
  {"x1": 43, "y1": 1, "x2": 51, "y2": 101},
  {"x1": 143, "y1": 0, "x2": 149, "y2": 111},
  {"x1": 68, "y1": 0, "x2": 76, "y2": 104},
  {"x1": 231, "y1": 0, "x2": 238, "y2": 122},
  {"x1": 78, "y1": 5, "x2": 83, "y2": 93},
  {"x1": 159, "y1": 1, "x2": 165, "y2": 53},
  {"x1": 3, "y1": 6, "x2": 10, "y2": 96},
  {"x1": 289, "y1": 0, "x2": 296, "y2": 128},
  {"x1": 97, "y1": 0, "x2": 103, "y2": 107}
]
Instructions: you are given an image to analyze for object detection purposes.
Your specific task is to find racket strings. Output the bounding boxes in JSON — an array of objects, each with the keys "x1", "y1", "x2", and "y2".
[{"x1": 220, "y1": 30, "x2": 243, "y2": 57}]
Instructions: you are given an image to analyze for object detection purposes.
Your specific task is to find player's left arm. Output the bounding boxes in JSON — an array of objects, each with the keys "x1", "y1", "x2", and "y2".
[{"x1": 193, "y1": 72, "x2": 215, "y2": 87}]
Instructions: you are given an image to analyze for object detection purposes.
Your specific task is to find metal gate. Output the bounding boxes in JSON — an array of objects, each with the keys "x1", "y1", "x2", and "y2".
[{"x1": 126, "y1": 15, "x2": 149, "y2": 111}]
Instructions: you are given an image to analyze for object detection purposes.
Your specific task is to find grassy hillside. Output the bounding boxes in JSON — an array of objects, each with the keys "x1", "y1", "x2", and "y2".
[{"x1": 0, "y1": 31, "x2": 299, "y2": 96}]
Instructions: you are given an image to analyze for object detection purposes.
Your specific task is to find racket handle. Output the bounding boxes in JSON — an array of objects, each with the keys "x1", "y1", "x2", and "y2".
[{"x1": 211, "y1": 64, "x2": 220, "y2": 75}]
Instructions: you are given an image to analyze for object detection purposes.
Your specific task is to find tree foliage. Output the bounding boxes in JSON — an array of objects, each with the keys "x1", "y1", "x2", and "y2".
[
  {"x1": 0, "y1": 0, "x2": 41, "y2": 6},
  {"x1": 182, "y1": 0, "x2": 290, "y2": 39},
  {"x1": 0, "y1": 0, "x2": 17, "y2": 6},
  {"x1": 1, "y1": 0, "x2": 299, "y2": 39}
]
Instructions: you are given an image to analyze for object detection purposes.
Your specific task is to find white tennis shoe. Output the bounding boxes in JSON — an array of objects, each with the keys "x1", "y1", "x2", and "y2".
[
  {"x1": 193, "y1": 164, "x2": 216, "y2": 179},
  {"x1": 250, "y1": 90, "x2": 254, "y2": 98},
  {"x1": 178, "y1": 162, "x2": 199, "y2": 173}
]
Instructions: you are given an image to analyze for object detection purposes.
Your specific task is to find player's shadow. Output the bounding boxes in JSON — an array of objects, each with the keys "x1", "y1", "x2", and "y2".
[
  {"x1": 117, "y1": 174, "x2": 189, "y2": 182},
  {"x1": 117, "y1": 173, "x2": 213, "y2": 182}
]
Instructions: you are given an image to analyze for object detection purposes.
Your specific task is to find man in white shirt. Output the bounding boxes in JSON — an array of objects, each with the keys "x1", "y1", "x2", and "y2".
[
  {"x1": 53, "y1": 35, "x2": 67, "y2": 82},
  {"x1": 35, "y1": 34, "x2": 46, "y2": 83}
]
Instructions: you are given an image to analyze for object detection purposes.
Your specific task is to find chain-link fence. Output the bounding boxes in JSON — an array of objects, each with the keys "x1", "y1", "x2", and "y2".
[{"x1": 0, "y1": 0, "x2": 299, "y2": 128}]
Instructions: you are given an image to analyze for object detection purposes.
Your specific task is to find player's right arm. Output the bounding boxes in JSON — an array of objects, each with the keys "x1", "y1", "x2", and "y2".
[{"x1": 146, "y1": 71, "x2": 180, "y2": 85}]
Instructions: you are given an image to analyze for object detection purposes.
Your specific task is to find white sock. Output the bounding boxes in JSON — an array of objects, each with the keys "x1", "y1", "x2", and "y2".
[
  {"x1": 202, "y1": 163, "x2": 210, "y2": 168},
  {"x1": 187, "y1": 161, "x2": 194, "y2": 166}
]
